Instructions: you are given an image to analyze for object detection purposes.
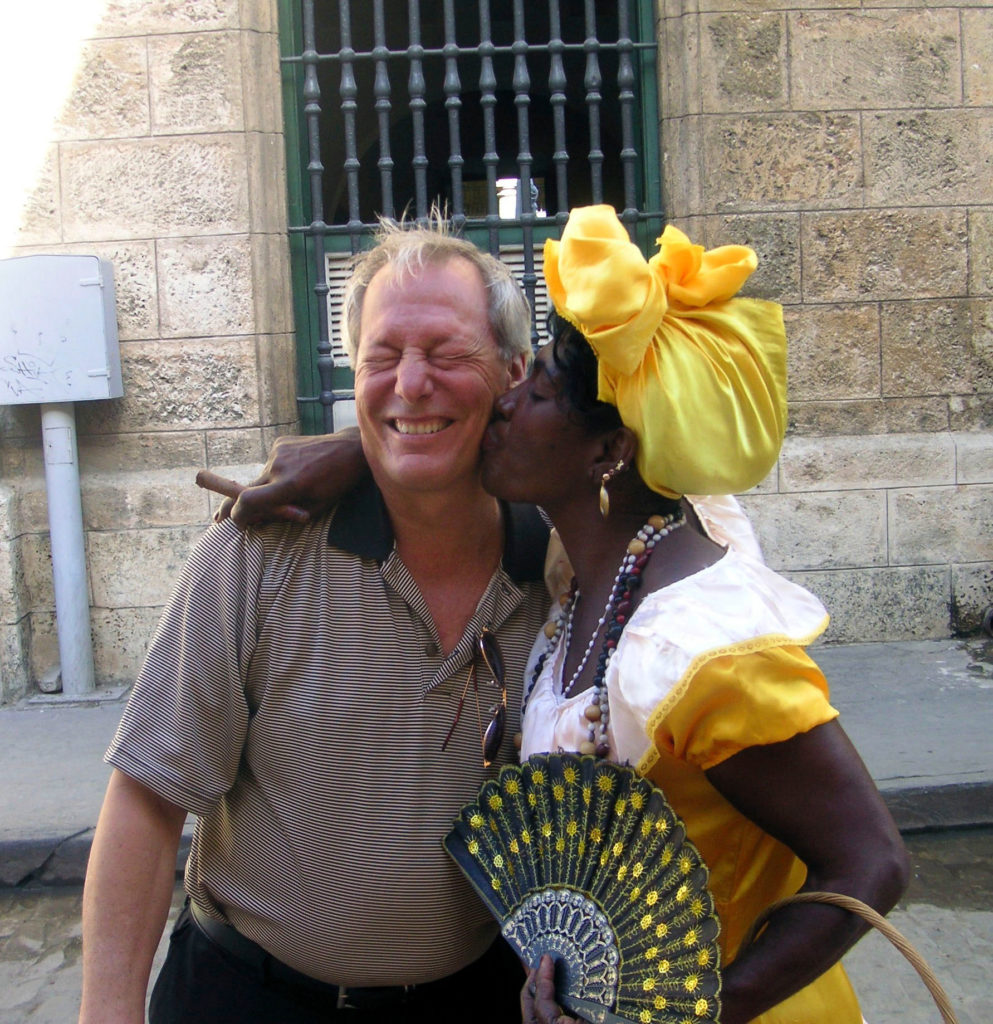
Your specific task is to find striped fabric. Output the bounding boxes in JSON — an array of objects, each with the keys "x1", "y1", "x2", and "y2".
[{"x1": 106, "y1": 480, "x2": 550, "y2": 987}]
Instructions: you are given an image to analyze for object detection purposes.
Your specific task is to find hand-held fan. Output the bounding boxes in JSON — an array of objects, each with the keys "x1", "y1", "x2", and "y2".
[{"x1": 444, "y1": 753, "x2": 721, "y2": 1024}]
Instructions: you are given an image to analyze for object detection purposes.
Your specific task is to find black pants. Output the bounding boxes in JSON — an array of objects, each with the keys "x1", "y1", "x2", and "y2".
[{"x1": 149, "y1": 906, "x2": 525, "y2": 1023}]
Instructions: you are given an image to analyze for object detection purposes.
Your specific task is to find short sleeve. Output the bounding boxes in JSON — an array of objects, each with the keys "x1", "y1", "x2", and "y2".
[
  {"x1": 105, "y1": 520, "x2": 264, "y2": 815},
  {"x1": 652, "y1": 646, "x2": 839, "y2": 771}
]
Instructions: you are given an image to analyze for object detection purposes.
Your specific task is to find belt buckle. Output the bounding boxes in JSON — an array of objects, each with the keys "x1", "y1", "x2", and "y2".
[{"x1": 337, "y1": 984, "x2": 417, "y2": 1010}]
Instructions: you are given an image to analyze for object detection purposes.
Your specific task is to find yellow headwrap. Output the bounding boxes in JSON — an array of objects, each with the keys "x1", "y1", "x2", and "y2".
[{"x1": 543, "y1": 205, "x2": 787, "y2": 498}]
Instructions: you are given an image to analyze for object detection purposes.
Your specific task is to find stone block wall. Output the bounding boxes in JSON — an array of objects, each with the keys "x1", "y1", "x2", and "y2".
[
  {"x1": 2, "y1": 0, "x2": 991, "y2": 702},
  {"x1": 659, "y1": 0, "x2": 993, "y2": 642},
  {"x1": 0, "y1": 0, "x2": 292, "y2": 702}
]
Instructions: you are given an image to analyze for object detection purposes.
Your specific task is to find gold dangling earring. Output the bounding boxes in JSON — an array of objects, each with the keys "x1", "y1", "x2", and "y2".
[
  {"x1": 599, "y1": 460, "x2": 625, "y2": 518},
  {"x1": 599, "y1": 474, "x2": 611, "y2": 518}
]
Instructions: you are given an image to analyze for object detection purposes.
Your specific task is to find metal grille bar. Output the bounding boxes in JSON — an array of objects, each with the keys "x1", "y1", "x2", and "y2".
[
  {"x1": 407, "y1": 0, "x2": 428, "y2": 220},
  {"x1": 512, "y1": 0, "x2": 538, "y2": 345},
  {"x1": 338, "y1": 1, "x2": 362, "y2": 249},
  {"x1": 300, "y1": 1, "x2": 333, "y2": 421},
  {"x1": 288, "y1": 40, "x2": 660, "y2": 66},
  {"x1": 372, "y1": 0, "x2": 395, "y2": 221},
  {"x1": 617, "y1": 0, "x2": 639, "y2": 227},
  {"x1": 548, "y1": 0, "x2": 569, "y2": 226},
  {"x1": 583, "y1": 0, "x2": 604, "y2": 201},
  {"x1": 444, "y1": 0, "x2": 466, "y2": 234},
  {"x1": 479, "y1": 0, "x2": 500, "y2": 254}
]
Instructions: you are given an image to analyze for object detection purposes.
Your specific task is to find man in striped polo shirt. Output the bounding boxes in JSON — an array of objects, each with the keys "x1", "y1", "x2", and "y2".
[{"x1": 80, "y1": 219, "x2": 552, "y2": 1023}]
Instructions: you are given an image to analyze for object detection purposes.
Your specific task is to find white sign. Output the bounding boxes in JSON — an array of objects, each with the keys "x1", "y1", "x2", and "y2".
[{"x1": 0, "y1": 254, "x2": 123, "y2": 405}]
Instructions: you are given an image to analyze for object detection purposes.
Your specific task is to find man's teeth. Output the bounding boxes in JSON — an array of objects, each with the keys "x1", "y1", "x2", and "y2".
[{"x1": 394, "y1": 419, "x2": 447, "y2": 435}]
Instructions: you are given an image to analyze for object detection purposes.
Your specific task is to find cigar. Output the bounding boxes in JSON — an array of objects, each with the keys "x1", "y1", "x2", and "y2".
[{"x1": 196, "y1": 470, "x2": 245, "y2": 500}]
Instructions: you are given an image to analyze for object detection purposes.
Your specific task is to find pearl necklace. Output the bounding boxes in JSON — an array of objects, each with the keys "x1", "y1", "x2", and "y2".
[{"x1": 522, "y1": 510, "x2": 685, "y2": 758}]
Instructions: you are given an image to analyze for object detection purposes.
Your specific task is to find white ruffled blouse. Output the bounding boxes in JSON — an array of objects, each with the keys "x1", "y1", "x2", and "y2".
[{"x1": 519, "y1": 495, "x2": 830, "y2": 770}]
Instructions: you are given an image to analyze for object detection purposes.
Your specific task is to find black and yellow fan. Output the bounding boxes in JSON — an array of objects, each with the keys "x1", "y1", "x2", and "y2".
[{"x1": 444, "y1": 753, "x2": 721, "y2": 1024}]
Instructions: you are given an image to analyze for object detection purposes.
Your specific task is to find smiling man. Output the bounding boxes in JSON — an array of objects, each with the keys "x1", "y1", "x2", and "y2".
[{"x1": 80, "y1": 218, "x2": 552, "y2": 1024}]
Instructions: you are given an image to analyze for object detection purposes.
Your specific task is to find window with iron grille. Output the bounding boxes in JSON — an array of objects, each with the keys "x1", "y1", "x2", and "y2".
[{"x1": 278, "y1": 0, "x2": 663, "y2": 432}]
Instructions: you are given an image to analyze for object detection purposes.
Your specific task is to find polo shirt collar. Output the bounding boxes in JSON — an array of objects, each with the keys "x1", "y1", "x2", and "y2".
[{"x1": 327, "y1": 475, "x2": 547, "y2": 583}]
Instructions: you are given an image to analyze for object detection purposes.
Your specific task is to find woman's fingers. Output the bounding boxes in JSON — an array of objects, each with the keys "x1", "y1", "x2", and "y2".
[
  {"x1": 520, "y1": 965, "x2": 540, "y2": 1023},
  {"x1": 212, "y1": 496, "x2": 236, "y2": 523},
  {"x1": 531, "y1": 954, "x2": 583, "y2": 1024}
]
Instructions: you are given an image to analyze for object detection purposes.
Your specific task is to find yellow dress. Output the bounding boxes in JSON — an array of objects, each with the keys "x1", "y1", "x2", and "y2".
[{"x1": 520, "y1": 500, "x2": 863, "y2": 1023}]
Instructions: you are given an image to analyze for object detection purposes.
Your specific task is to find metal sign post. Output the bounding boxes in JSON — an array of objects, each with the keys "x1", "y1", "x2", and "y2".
[{"x1": 1, "y1": 254, "x2": 123, "y2": 698}]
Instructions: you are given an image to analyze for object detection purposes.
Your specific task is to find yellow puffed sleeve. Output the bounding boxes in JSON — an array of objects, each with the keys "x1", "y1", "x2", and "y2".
[{"x1": 653, "y1": 646, "x2": 839, "y2": 771}]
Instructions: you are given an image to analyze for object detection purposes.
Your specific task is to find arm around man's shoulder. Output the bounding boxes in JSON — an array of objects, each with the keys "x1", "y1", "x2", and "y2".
[{"x1": 214, "y1": 429, "x2": 369, "y2": 528}]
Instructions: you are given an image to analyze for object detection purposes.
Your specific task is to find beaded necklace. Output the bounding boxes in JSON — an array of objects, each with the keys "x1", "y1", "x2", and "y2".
[{"x1": 522, "y1": 509, "x2": 685, "y2": 758}]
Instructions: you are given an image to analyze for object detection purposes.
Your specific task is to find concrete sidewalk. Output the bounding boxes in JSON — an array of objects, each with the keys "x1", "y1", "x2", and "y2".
[{"x1": 1, "y1": 637, "x2": 991, "y2": 889}]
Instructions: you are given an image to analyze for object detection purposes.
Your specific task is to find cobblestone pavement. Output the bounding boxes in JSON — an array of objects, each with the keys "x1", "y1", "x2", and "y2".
[
  {"x1": 1, "y1": 829, "x2": 991, "y2": 1023},
  {"x1": 0, "y1": 883, "x2": 184, "y2": 1024}
]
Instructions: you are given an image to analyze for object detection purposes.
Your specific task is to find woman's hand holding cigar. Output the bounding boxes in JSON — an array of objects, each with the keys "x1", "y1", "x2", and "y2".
[
  {"x1": 195, "y1": 468, "x2": 309, "y2": 526},
  {"x1": 195, "y1": 470, "x2": 245, "y2": 501},
  {"x1": 195, "y1": 429, "x2": 368, "y2": 529}
]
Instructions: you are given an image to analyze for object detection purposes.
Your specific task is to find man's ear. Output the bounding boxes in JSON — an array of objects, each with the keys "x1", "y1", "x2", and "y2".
[{"x1": 506, "y1": 352, "x2": 528, "y2": 387}]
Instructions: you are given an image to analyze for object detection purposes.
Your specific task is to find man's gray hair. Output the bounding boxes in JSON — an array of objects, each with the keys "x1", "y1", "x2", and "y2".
[{"x1": 340, "y1": 210, "x2": 533, "y2": 368}]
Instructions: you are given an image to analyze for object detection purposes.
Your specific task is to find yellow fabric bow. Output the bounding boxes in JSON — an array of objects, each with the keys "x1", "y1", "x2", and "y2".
[{"x1": 543, "y1": 205, "x2": 787, "y2": 498}]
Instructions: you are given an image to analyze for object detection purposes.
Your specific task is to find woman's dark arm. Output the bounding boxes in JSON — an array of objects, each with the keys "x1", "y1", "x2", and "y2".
[
  {"x1": 214, "y1": 429, "x2": 369, "y2": 528},
  {"x1": 519, "y1": 721, "x2": 908, "y2": 1024},
  {"x1": 704, "y1": 718, "x2": 910, "y2": 1024}
]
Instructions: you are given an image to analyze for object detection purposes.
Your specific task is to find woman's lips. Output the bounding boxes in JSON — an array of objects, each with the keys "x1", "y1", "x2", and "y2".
[{"x1": 482, "y1": 422, "x2": 504, "y2": 452}]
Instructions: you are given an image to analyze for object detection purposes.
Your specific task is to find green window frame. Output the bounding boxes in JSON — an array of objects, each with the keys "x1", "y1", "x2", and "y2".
[{"x1": 278, "y1": 0, "x2": 663, "y2": 433}]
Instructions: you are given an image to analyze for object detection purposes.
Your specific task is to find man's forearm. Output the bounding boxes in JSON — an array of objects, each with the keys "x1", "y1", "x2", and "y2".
[{"x1": 80, "y1": 770, "x2": 187, "y2": 1024}]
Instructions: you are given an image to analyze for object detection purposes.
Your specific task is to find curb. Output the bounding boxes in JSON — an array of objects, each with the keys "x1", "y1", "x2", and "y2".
[
  {"x1": 882, "y1": 781, "x2": 993, "y2": 834},
  {"x1": 1, "y1": 834, "x2": 192, "y2": 890},
  {"x1": 3, "y1": 787, "x2": 990, "y2": 890}
]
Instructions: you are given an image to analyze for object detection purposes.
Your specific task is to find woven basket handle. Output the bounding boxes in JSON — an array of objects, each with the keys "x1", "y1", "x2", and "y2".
[{"x1": 740, "y1": 890, "x2": 959, "y2": 1024}]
